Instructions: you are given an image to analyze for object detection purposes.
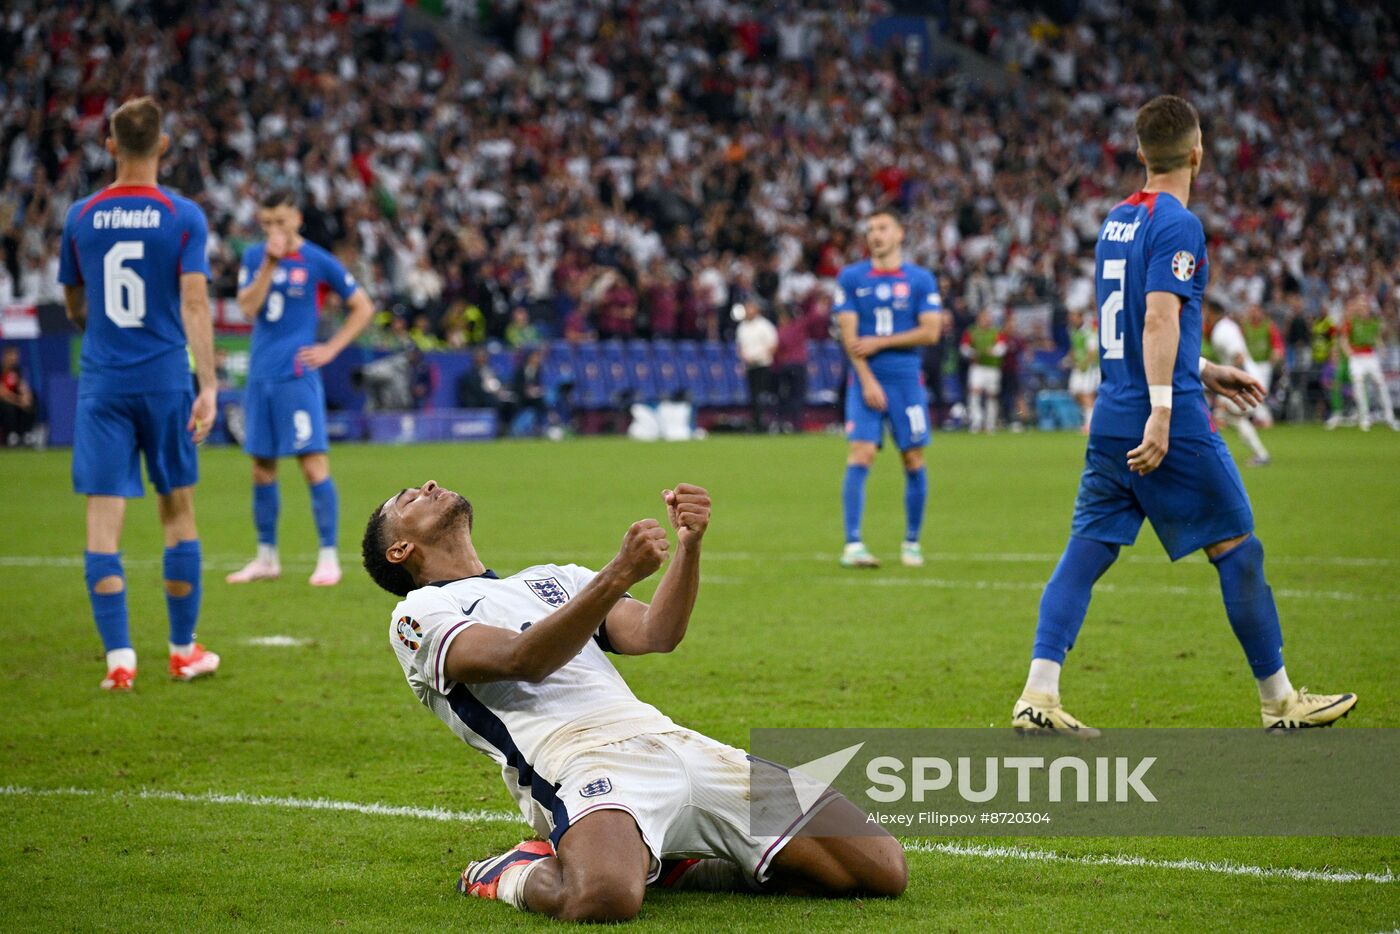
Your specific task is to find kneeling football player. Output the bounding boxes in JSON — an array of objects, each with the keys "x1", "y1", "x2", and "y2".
[{"x1": 362, "y1": 481, "x2": 906, "y2": 922}]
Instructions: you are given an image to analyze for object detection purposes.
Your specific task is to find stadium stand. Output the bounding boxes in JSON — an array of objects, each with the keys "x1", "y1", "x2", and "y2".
[{"x1": 0, "y1": 0, "x2": 1396, "y2": 438}]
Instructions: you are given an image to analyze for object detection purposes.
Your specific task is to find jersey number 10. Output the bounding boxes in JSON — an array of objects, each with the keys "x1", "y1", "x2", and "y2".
[
  {"x1": 103, "y1": 241, "x2": 147, "y2": 329},
  {"x1": 1099, "y1": 259, "x2": 1125, "y2": 360}
]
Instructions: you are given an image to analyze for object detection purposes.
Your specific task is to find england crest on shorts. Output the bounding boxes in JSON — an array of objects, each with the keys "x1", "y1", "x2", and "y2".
[
  {"x1": 526, "y1": 577, "x2": 569, "y2": 607},
  {"x1": 580, "y1": 777, "x2": 613, "y2": 798}
]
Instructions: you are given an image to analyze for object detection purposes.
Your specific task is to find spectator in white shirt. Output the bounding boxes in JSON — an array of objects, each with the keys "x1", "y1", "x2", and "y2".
[{"x1": 735, "y1": 301, "x2": 778, "y2": 432}]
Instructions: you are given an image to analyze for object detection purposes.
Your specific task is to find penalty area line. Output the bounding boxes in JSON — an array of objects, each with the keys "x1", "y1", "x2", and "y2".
[{"x1": 1, "y1": 785, "x2": 1390, "y2": 885}]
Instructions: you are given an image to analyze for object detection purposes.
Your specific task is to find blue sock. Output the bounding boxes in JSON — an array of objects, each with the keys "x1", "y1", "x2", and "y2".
[
  {"x1": 842, "y1": 464, "x2": 869, "y2": 544},
  {"x1": 903, "y1": 467, "x2": 927, "y2": 543},
  {"x1": 164, "y1": 540, "x2": 202, "y2": 647},
  {"x1": 85, "y1": 551, "x2": 130, "y2": 653},
  {"x1": 1031, "y1": 536, "x2": 1120, "y2": 663},
  {"x1": 1211, "y1": 535, "x2": 1284, "y2": 678},
  {"x1": 309, "y1": 477, "x2": 339, "y2": 549},
  {"x1": 253, "y1": 482, "x2": 279, "y2": 546}
]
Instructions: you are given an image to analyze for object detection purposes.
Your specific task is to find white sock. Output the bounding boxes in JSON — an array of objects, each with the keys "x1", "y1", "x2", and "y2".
[
  {"x1": 1232, "y1": 416, "x2": 1268, "y2": 460},
  {"x1": 1025, "y1": 658, "x2": 1061, "y2": 698},
  {"x1": 317, "y1": 546, "x2": 339, "y2": 565},
  {"x1": 106, "y1": 648, "x2": 137, "y2": 672},
  {"x1": 1258, "y1": 667, "x2": 1294, "y2": 705},
  {"x1": 257, "y1": 543, "x2": 279, "y2": 564},
  {"x1": 969, "y1": 395, "x2": 984, "y2": 431},
  {"x1": 496, "y1": 858, "x2": 546, "y2": 911},
  {"x1": 987, "y1": 398, "x2": 1000, "y2": 430},
  {"x1": 169, "y1": 642, "x2": 194, "y2": 657}
]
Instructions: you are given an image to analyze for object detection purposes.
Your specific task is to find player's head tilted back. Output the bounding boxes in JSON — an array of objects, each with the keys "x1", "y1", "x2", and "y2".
[
  {"x1": 361, "y1": 481, "x2": 476, "y2": 596},
  {"x1": 863, "y1": 208, "x2": 903, "y2": 264},
  {"x1": 107, "y1": 96, "x2": 168, "y2": 163},
  {"x1": 1134, "y1": 94, "x2": 1202, "y2": 181},
  {"x1": 258, "y1": 188, "x2": 303, "y2": 240}
]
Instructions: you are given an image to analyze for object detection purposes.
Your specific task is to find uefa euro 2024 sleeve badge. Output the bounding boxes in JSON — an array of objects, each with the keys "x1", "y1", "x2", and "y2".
[
  {"x1": 395, "y1": 616, "x2": 423, "y2": 651},
  {"x1": 1171, "y1": 250, "x2": 1196, "y2": 282}
]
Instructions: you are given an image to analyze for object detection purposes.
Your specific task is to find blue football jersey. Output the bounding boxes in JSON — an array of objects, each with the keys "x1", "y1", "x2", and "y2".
[
  {"x1": 57, "y1": 185, "x2": 211, "y2": 395},
  {"x1": 832, "y1": 260, "x2": 942, "y2": 380},
  {"x1": 239, "y1": 240, "x2": 359, "y2": 382},
  {"x1": 1092, "y1": 190, "x2": 1211, "y2": 438}
]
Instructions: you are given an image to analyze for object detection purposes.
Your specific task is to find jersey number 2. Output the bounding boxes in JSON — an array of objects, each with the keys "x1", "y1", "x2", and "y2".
[
  {"x1": 1099, "y1": 259, "x2": 1126, "y2": 360},
  {"x1": 103, "y1": 242, "x2": 146, "y2": 329}
]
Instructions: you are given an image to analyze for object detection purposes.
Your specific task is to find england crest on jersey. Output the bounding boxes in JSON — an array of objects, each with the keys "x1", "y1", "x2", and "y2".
[
  {"x1": 580, "y1": 777, "x2": 613, "y2": 798},
  {"x1": 526, "y1": 577, "x2": 569, "y2": 607}
]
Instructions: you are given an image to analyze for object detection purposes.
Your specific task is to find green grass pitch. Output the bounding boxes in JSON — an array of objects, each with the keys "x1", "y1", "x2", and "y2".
[{"x1": 1, "y1": 426, "x2": 1397, "y2": 931}]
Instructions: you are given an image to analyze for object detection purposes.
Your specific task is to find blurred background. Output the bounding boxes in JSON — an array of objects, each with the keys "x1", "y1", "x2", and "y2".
[{"x1": 0, "y1": 0, "x2": 1396, "y2": 447}]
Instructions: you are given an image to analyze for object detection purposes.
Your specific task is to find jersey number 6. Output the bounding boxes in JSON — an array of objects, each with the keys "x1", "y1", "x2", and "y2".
[
  {"x1": 103, "y1": 241, "x2": 147, "y2": 329},
  {"x1": 1099, "y1": 259, "x2": 1126, "y2": 361}
]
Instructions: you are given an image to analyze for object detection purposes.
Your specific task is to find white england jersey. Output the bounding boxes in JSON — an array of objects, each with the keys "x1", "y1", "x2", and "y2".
[
  {"x1": 1210, "y1": 317, "x2": 1253, "y2": 368},
  {"x1": 389, "y1": 564, "x2": 678, "y2": 826}
]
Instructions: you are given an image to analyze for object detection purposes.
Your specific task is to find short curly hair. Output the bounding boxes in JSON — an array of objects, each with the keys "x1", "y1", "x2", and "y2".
[{"x1": 361, "y1": 505, "x2": 417, "y2": 597}]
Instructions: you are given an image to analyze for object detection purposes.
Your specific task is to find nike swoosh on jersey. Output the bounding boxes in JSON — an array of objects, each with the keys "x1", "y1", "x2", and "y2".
[{"x1": 462, "y1": 597, "x2": 486, "y2": 617}]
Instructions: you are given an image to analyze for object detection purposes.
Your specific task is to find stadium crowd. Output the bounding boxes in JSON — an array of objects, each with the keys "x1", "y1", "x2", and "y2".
[{"x1": 1, "y1": 0, "x2": 1396, "y2": 425}]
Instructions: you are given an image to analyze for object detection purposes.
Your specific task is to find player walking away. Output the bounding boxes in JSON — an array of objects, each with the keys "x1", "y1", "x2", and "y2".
[
  {"x1": 361, "y1": 481, "x2": 906, "y2": 922},
  {"x1": 1010, "y1": 96, "x2": 1355, "y2": 734},
  {"x1": 1203, "y1": 301, "x2": 1271, "y2": 466},
  {"x1": 226, "y1": 190, "x2": 373, "y2": 586},
  {"x1": 1241, "y1": 303, "x2": 1283, "y2": 427},
  {"x1": 960, "y1": 309, "x2": 1005, "y2": 433},
  {"x1": 834, "y1": 209, "x2": 945, "y2": 569},
  {"x1": 1340, "y1": 293, "x2": 1399, "y2": 432},
  {"x1": 57, "y1": 97, "x2": 220, "y2": 691},
  {"x1": 1064, "y1": 309, "x2": 1099, "y2": 433}
]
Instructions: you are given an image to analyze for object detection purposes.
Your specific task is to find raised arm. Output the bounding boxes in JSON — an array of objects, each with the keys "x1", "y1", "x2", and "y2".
[
  {"x1": 1127, "y1": 290, "x2": 1180, "y2": 475},
  {"x1": 236, "y1": 233, "x2": 286, "y2": 320},
  {"x1": 443, "y1": 519, "x2": 669, "y2": 684},
  {"x1": 180, "y1": 272, "x2": 218, "y2": 443},
  {"x1": 601, "y1": 483, "x2": 711, "y2": 655}
]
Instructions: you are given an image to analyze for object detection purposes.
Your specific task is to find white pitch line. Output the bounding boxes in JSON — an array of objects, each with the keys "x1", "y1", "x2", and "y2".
[
  {"x1": 2, "y1": 551, "x2": 1395, "y2": 570},
  {"x1": 903, "y1": 840, "x2": 1395, "y2": 885},
  {"x1": 0, "y1": 784, "x2": 523, "y2": 825},
  {"x1": 245, "y1": 636, "x2": 312, "y2": 647},
  {"x1": 1, "y1": 785, "x2": 1389, "y2": 885},
  {"x1": 838, "y1": 577, "x2": 1398, "y2": 603},
  {"x1": 1, "y1": 554, "x2": 1390, "y2": 601}
]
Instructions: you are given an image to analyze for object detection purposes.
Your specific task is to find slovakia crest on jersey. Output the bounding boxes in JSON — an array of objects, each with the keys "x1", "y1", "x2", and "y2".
[
  {"x1": 290, "y1": 267, "x2": 308, "y2": 285},
  {"x1": 527, "y1": 577, "x2": 569, "y2": 607},
  {"x1": 1171, "y1": 251, "x2": 1196, "y2": 282},
  {"x1": 893, "y1": 282, "x2": 910, "y2": 299}
]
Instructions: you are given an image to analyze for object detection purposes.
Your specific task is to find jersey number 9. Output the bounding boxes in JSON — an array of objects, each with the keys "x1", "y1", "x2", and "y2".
[
  {"x1": 103, "y1": 241, "x2": 147, "y2": 329},
  {"x1": 266, "y1": 292, "x2": 285, "y2": 322}
]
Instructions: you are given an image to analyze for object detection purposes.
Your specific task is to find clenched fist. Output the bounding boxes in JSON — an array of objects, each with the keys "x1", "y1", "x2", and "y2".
[
  {"x1": 615, "y1": 518, "x2": 670, "y2": 583},
  {"x1": 663, "y1": 483, "x2": 711, "y2": 547}
]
